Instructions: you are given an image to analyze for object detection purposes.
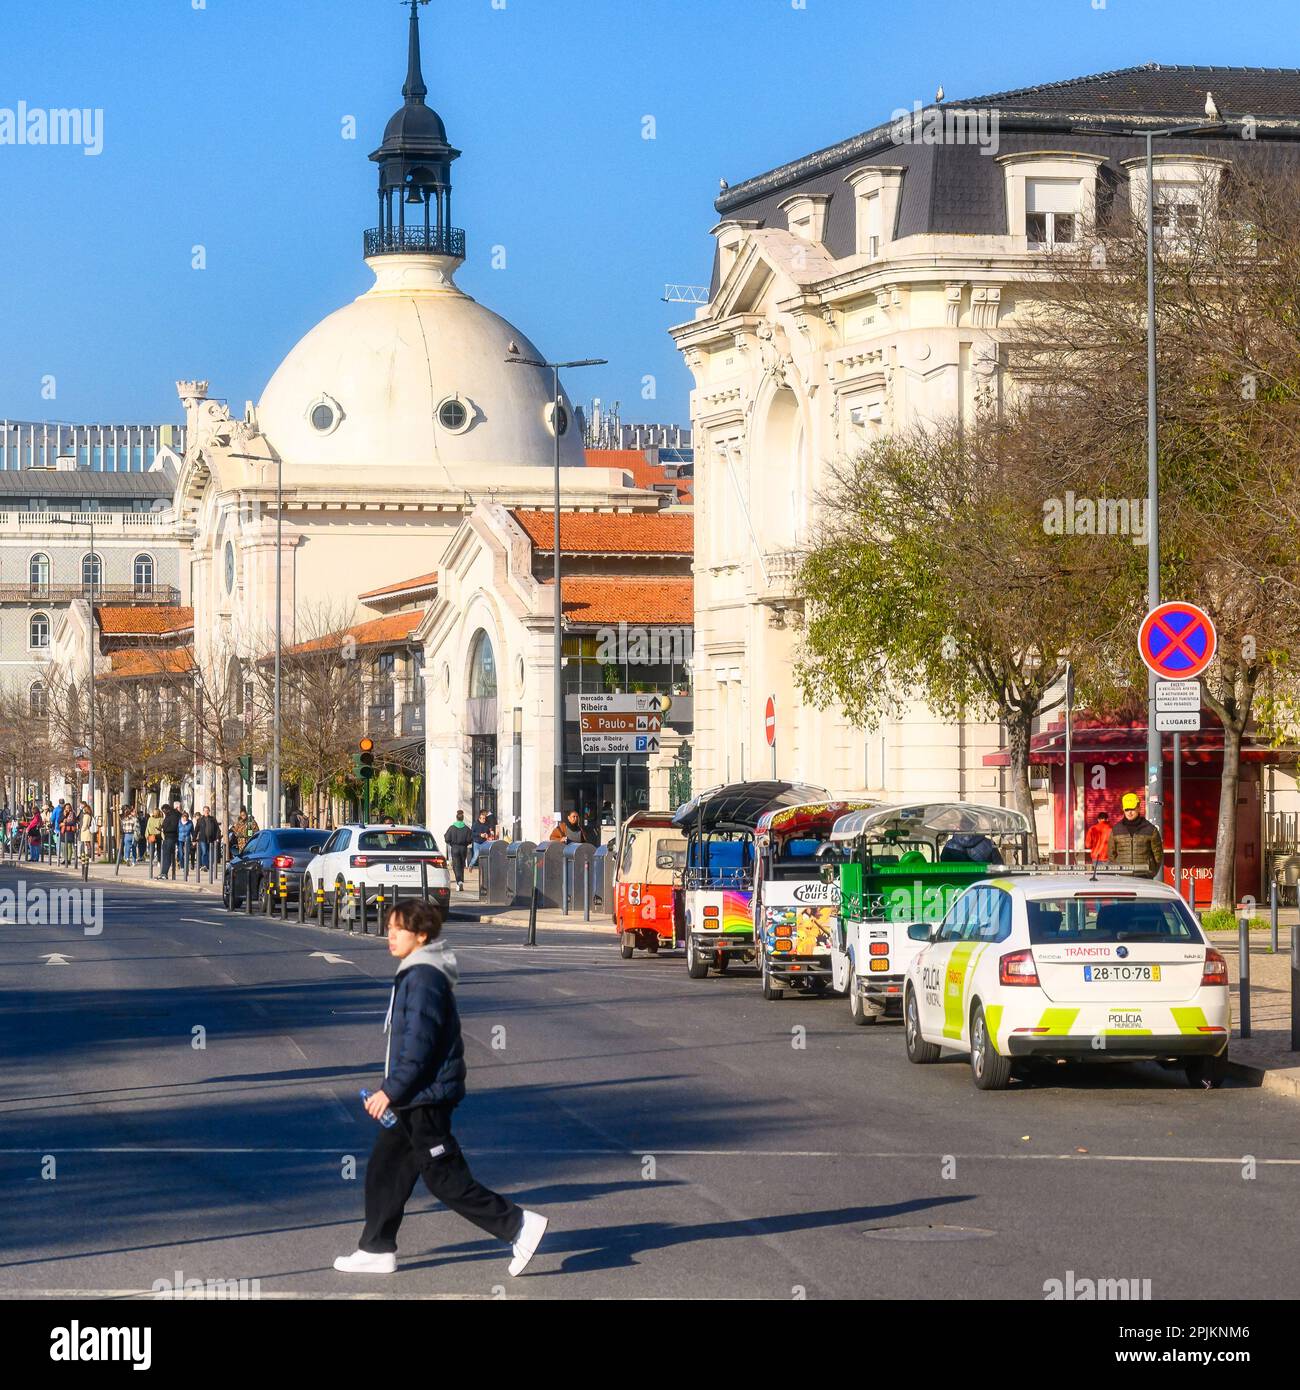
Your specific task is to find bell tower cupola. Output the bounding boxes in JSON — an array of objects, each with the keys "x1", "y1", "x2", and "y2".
[{"x1": 366, "y1": 0, "x2": 464, "y2": 262}]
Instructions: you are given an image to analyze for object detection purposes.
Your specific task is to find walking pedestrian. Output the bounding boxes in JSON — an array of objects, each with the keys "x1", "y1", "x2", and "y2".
[
  {"x1": 195, "y1": 805, "x2": 219, "y2": 873},
  {"x1": 145, "y1": 806, "x2": 164, "y2": 866},
  {"x1": 60, "y1": 804, "x2": 78, "y2": 866},
  {"x1": 160, "y1": 800, "x2": 181, "y2": 878},
  {"x1": 1084, "y1": 810, "x2": 1112, "y2": 865},
  {"x1": 78, "y1": 801, "x2": 95, "y2": 864},
  {"x1": 25, "y1": 808, "x2": 42, "y2": 862},
  {"x1": 178, "y1": 809, "x2": 194, "y2": 871},
  {"x1": 444, "y1": 811, "x2": 472, "y2": 891},
  {"x1": 120, "y1": 804, "x2": 135, "y2": 864},
  {"x1": 135, "y1": 805, "x2": 148, "y2": 862},
  {"x1": 333, "y1": 900, "x2": 547, "y2": 1278}
]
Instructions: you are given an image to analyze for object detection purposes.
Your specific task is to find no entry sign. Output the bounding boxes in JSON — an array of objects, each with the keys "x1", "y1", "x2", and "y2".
[
  {"x1": 1138, "y1": 601, "x2": 1216, "y2": 681},
  {"x1": 764, "y1": 695, "x2": 777, "y2": 747}
]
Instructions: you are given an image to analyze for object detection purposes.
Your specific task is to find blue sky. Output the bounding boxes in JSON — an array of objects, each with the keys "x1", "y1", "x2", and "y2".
[{"x1": 2, "y1": 0, "x2": 1297, "y2": 430}]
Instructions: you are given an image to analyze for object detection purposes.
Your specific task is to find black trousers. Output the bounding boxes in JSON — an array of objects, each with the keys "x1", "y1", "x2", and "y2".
[
  {"x1": 359, "y1": 1103, "x2": 521, "y2": 1254},
  {"x1": 448, "y1": 849, "x2": 467, "y2": 887}
]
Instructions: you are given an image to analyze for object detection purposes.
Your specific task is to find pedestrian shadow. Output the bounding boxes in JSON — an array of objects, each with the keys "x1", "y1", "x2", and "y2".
[{"x1": 412, "y1": 1194, "x2": 973, "y2": 1275}]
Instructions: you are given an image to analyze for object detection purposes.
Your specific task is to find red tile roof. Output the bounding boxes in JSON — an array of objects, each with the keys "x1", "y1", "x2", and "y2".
[
  {"x1": 584, "y1": 449, "x2": 693, "y2": 502},
  {"x1": 285, "y1": 609, "x2": 426, "y2": 656},
  {"x1": 511, "y1": 510, "x2": 693, "y2": 555},
  {"x1": 96, "y1": 605, "x2": 193, "y2": 636},
  {"x1": 547, "y1": 577, "x2": 694, "y2": 626},
  {"x1": 103, "y1": 646, "x2": 196, "y2": 679},
  {"x1": 357, "y1": 571, "x2": 438, "y2": 601}
]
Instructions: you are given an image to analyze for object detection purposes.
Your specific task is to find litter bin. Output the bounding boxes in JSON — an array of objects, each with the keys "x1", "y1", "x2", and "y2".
[
  {"x1": 510, "y1": 841, "x2": 538, "y2": 908},
  {"x1": 479, "y1": 840, "x2": 511, "y2": 907},
  {"x1": 540, "y1": 840, "x2": 567, "y2": 909},
  {"x1": 564, "y1": 842, "x2": 595, "y2": 914}
]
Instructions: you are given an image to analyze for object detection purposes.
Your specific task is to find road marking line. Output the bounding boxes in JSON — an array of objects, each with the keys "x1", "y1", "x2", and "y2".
[
  {"x1": 0, "y1": 1289, "x2": 490, "y2": 1301},
  {"x1": 0, "y1": 1146, "x2": 1296, "y2": 1165}
]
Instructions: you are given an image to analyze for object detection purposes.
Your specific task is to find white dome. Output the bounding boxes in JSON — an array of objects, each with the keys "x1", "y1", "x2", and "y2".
[{"x1": 256, "y1": 255, "x2": 586, "y2": 474}]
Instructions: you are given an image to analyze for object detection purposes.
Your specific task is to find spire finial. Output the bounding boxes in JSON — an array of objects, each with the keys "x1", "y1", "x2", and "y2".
[{"x1": 403, "y1": 0, "x2": 429, "y2": 104}]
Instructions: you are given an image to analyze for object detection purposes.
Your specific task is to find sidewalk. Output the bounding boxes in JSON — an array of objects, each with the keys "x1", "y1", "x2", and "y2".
[{"x1": 1216, "y1": 931, "x2": 1300, "y2": 1100}]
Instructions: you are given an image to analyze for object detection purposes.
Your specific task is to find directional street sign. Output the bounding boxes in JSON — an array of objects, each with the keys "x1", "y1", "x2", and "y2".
[
  {"x1": 575, "y1": 693, "x2": 671, "y2": 714},
  {"x1": 1138, "y1": 602, "x2": 1216, "y2": 681},
  {"x1": 1156, "y1": 709, "x2": 1202, "y2": 732},
  {"x1": 578, "y1": 712, "x2": 664, "y2": 735},
  {"x1": 580, "y1": 732, "x2": 662, "y2": 754}
]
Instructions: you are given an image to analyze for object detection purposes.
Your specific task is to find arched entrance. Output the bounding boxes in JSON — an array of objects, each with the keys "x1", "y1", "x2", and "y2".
[{"x1": 466, "y1": 629, "x2": 498, "y2": 824}]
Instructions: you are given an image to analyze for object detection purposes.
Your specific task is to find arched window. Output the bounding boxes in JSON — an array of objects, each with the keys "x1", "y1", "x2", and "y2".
[
  {"x1": 133, "y1": 552, "x2": 154, "y2": 594},
  {"x1": 468, "y1": 630, "x2": 497, "y2": 698},
  {"x1": 29, "y1": 552, "x2": 50, "y2": 596},
  {"x1": 29, "y1": 612, "x2": 50, "y2": 649},
  {"x1": 28, "y1": 682, "x2": 47, "y2": 718},
  {"x1": 81, "y1": 552, "x2": 102, "y2": 595}
]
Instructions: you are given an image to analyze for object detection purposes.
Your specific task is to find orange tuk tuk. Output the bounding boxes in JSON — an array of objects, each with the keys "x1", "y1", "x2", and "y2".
[{"x1": 612, "y1": 812, "x2": 687, "y2": 958}]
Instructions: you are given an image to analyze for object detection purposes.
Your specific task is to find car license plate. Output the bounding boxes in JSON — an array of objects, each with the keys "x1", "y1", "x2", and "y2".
[{"x1": 1084, "y1": 964, "x2": 1160, "y2": 983}]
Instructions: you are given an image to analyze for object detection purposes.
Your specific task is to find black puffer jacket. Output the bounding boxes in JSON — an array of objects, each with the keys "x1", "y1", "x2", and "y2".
[{"x1": 381, "y1": 942, "x2": 467, "y2": 1108}]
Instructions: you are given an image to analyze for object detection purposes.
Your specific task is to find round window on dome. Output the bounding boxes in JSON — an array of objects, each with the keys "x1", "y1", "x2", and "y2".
[
  {"x1": 437, "y1": 396, "x2": 470, "y2": 433},
  {"x1": 306, "y1": 394, "x2": 343, "y2": 435},
  {"x1": 545, "y1": 402, "x2": 569, "y2": 438}
]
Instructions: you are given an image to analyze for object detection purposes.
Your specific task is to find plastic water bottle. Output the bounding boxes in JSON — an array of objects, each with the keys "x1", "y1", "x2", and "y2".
[{"x1": 360, "y1": 1088, "x2": 397, "y2": 1128}]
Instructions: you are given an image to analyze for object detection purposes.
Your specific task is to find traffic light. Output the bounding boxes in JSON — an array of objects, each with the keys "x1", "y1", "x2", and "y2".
[
  {"x1": 239, "y1": 754, "x2": 253, "y2": 786},
  {"x1": 358, "y1": 737, "x2": 375, "y2": 781}
]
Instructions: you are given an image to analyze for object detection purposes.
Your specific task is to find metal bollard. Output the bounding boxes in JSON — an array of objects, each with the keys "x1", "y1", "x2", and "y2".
[
  {"x1": 245, "y1": 880, "x2": 254, "y2": 916},
  {"x1": 1238, "y1": 913, "x2": 1252, "y2": 1040},
  {"x1": 583, "y1": 858, "x2": 592, "y2": 923},
  {"x1": 526, "y1": 859, "x2": 539, "y2": 947},
  {"x1": 371, "y1": 888, "x2": 385, "y2": 936},
  {"x1": 1291, "y1": 926, "x2": 1299, "y2": 1052},
  {"x1": 354, "y1": 884, "x2": 364, "y2": 935},
  {"x1": 330, "y1": 886, "x2": 340, "y2": 931},
  {"x1": 420, "y1": 861, "x2": 429, "y2": 903},
  {"x1": 1271, "y1": 880, "x2": 1279, "y2": 955},
  {"x1": 297, "y1": 885, "x2": 305, "y2": 923}
]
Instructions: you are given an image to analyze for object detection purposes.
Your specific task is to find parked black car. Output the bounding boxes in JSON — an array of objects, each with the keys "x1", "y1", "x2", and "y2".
[{"x1": 222, "y1": 828, "x2": 326, "y2": 910}]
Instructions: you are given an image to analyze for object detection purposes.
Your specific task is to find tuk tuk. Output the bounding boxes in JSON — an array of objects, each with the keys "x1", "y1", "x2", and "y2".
[
  {"x1": 752, "y1": 799, "x2": 879, "y2": 1000},
  {"x1": 827, "y1": 802, "x2": 1033, "y2": 1024},
  {"x1": 672, "y1": 780, "x2": 829, "y2": 979},
  {"x1": 612, "y1": 812, "x2": 687, "y2": 958}
]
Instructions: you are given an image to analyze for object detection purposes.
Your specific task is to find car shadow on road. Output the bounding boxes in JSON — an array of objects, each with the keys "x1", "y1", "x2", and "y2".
[{"x1": 407, "y1": 1193, "x2": 975, "y2": 1275}]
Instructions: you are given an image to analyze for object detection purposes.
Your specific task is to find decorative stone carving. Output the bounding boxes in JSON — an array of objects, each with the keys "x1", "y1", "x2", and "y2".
[
  {"x1": 945, "y1": 283, "x2": 965, "y2": 327},
  {"x1": 971, "y1": 285, "x2": 1002, "y2": 330}
]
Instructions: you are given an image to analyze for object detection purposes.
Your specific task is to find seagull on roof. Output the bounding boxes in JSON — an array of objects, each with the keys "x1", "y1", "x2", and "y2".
[
  {"x1": 1205, "y1": 91, "x2": 1220, "y2": 121},
  {"x1": 720, "y1": 177, "x2": 729, "y2": 191},
  {"x1": 935, "y1": 84, "x2": 945, "y2": 103}
]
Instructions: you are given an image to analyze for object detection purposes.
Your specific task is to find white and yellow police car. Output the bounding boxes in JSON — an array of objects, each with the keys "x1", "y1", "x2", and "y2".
[{"x1": 903, "y1": 872, "x2": 1230, "y2": 1090}]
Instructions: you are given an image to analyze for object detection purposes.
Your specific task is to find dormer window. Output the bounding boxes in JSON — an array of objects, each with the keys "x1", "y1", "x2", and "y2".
[
  {"x1": 1121, "y1": 156, "x2": 1227, "y2": 241},
  {"x1": 777, "y1": 193, "x2": 831, "y2": 244},
  {"x1": 998, "y1": 152, "x2": 1105, "y2": 251},
  {"x1": 844, "y1": 165, "x2": 904, "y2": 261}
]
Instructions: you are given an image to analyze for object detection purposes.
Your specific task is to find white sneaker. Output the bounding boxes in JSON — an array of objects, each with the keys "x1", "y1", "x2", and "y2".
[
  {"x1": 333, "y1": 1250, "x2": 397, "y2": 1274},
  {"x1": 508, "y1": 1210, "x2": 548, "y2": 1277}
]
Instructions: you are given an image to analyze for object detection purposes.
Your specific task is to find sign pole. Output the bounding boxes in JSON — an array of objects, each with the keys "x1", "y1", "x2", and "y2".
[
  {"x1": 614, "y1": 756, "x2": 622, "y2": 849},
  {"x1": 1064, "y1": 661, "x2": 1073, "y2": 867},
  {"x1": 1173, "y1": 732, "x2": 1182, "y2": 901}
]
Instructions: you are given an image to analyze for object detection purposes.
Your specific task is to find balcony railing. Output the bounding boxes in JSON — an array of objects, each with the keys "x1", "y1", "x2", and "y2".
[
  {"x1": 0, "y1": 510, "x2": 175, "y2": 531},
  {"x1": 364, "y1": 226, "x2": 466, "y2": 259},
  {"x1": 0, "y1": 583, "x2": 181, "y2": 605},
  {"x1": 756, "y1": 548, "x2": 808, "y2": 607}
]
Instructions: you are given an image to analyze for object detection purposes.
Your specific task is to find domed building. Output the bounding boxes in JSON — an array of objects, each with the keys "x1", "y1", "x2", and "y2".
[{"x1": 173, "y1": 1, "x2": 681, "y2": 830}]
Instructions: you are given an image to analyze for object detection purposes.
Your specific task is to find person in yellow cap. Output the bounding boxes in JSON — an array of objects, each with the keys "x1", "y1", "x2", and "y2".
[{"x1": 1107, "y1": 792, "x2": 1163, "y2": 878}]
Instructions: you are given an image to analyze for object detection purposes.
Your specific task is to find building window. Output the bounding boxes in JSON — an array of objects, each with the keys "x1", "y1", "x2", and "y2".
[
  {"x1": 29, "y1": 552, "x2": 50, "y2": 595},
  {"x1": 134, "y1": 553, "x2": 155, "y2": 593},
  {"x1": 307, "y1": 393, "x2": 344, "y2": 435},
  {"x1": 1153, "y1": 181, "x2": 1201, "y2": 240},
  {"x1": 864, "y1": 192, "x2": 882, "y2": 260},
  {"x1": 1025, "y1": 178, "x2": 1080, "y2": 248},
  {"x1": 29, "y1": 613, "x2": 50, "y2": 649},
  {"x1": 468, "y1": 630, "x2": 497, "y2": 699},
  {"x1": 545, "y1": 402, "x2": 569, "y2": 438},
  {"x1": 81, "y1": 552, "x2": 102, "y2": 594},
  {"x1": 29, "y1": 682, "x2": 47, "y2": 718},
  {"x1": 437, "y1": 396, "x2": 470, "y2": 432}
]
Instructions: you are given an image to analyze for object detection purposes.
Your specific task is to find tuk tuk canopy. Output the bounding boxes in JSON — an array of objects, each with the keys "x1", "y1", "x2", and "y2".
[
  {"x1": 672, "y1": 781, "x2": 830, "y2": 836},
  {"x1": 829, "y1": 801, "x2": 1032, "y2": 845},
  {"x1": 755, "y1": 799, "x2": 879, "y2": 846}
]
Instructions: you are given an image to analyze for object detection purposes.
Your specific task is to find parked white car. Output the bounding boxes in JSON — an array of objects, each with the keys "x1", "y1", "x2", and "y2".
[
  {"x1": 904, "y1": 872, "x2": 1230, "y2": 1090},
  {"x1": 302, "y1": 824, "x2": 451, "y2": 918}
]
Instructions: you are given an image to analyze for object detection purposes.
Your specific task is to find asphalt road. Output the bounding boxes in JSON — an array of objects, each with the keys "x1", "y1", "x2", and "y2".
[{"x1": 1, "y1": 866, "x2": 1298, "y2": 1300}]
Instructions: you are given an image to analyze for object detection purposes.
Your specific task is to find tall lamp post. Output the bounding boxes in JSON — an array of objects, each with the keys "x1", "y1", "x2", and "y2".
[
  {"x1": 1130, "y1": 93, "x2": 1227, "y2": 834},
  {"x1": 51, "y1": 514, "x2": 98, "y2": 824},
  {"x1": 504, "y1": 354, "x2": 606, "y2": 820}
]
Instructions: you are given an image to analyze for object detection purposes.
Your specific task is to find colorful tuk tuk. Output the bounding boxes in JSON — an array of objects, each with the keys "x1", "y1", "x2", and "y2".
[
  {"x1": 828, "y1": 802, "x2": 1033, "y2": 1024},
  {"x1": 672, "y1": 780, "x2": 829, "y2": 979},
  {"x1": 612, "y1": 812, "x2": 687, "y2": 958},
  {"x1": 752, "y1": 799, "x2": 879, "y2": 1000}
]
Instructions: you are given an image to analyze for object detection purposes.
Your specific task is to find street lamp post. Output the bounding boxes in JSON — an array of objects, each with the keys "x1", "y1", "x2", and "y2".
[
  {"x1": 504, "y1": 353, "x2": 606, "y2": 821},
  {"x1": 1131, "y1": 98, "x2": 1227, "y2": 835}
]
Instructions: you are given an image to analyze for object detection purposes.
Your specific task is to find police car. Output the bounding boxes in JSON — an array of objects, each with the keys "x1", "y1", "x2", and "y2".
[{"x1": 903, "y1": 872, "x2": 1230, "y2": 1090}]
